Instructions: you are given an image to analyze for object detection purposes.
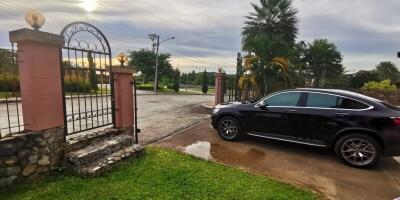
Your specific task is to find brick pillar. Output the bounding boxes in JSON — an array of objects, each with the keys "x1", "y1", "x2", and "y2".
[
  {"x1": 113, "y1": 67, "x2": 134, "y2": 130},
  {"x1": 215, "y1": 70, "x2": 226, "y2": 106},
  {"x1": 9, "y1": 29, "x2": 65, "y2": 131}
]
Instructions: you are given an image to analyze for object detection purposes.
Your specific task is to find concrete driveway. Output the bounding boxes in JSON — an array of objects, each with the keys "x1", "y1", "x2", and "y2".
[
  {"x1": 136, "y1": 94, "x2": 212, "y2": 144},
  {"x1": 156, "y1": 119, "x2": 400, "y2": 200}
]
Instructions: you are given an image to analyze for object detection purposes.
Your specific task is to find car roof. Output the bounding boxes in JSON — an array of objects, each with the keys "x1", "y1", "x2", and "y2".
[{"x1": 282, "y1": 88, "x2": 384, "y2": 105}]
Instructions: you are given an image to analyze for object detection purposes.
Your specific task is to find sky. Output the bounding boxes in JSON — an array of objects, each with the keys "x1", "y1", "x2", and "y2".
[{"x1": 0, "y1": 0, "x2": 400, "y2": 74}]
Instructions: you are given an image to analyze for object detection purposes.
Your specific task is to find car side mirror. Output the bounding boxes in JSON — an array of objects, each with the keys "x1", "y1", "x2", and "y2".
[{"x1": 258, "y1": 101, "x2": 268, "y2": 110}]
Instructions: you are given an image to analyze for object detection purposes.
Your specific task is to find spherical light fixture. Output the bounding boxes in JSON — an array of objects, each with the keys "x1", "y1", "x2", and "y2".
[
  {"x1": 244, "y1": 70, "x2": 252, "y2": 75},
  {"x1": 25, "y1": 10, "x2": 45, "y2": 31},
  {"x1": 116, "y1": 52, "x2": 128, "y2": 66}
]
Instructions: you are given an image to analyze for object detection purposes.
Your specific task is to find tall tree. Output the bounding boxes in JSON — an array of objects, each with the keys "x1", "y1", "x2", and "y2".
[
  {"x1": 242, "y1": 0, "x2": 298, "y2": 48},
  {"x1": 350, "y1": 70, "x2": 380, "y2": 88},
  {"x1": 0, "y1": 48, "x2": 16, "y2": 72},
  {"x1": 375, "y1": 61, "x2": 399, "y2": 83},
  {"x1": 241, "y1": 0, "x2": 298, "y2": 95},
  {"x1": 128, "y1": 49, "x2": 174, "y2": 84},
  {"x1": 304, "y1": 39, "x2": 343, "y2": 88},
  {"x1": 201, "y1": 69, "x2": 208, "y2": 94},
  {"x1": 172, "y1": 69, "x2": 180, "y2": 93}
]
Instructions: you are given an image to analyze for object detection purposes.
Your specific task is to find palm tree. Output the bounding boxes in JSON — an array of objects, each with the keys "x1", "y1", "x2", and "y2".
[
  {"x1": 241, "y1": 0, "x2": 298, "y2": 96},
  {"x1": 304, "y1": 39, "x2": 342, "y2": 88},
  {"x1": 242, "y1": 0, "x2": 298, "y2": 49}
]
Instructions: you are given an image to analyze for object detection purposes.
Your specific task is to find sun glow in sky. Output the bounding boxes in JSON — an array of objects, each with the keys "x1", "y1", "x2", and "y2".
[{"x1": 79, "y1": 0, "x2": 98, "y2": 12}]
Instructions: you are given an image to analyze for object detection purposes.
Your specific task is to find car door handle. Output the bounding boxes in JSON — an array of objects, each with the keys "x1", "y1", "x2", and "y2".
[
  {"x1": 287, "y1": 109, "x2": 297, "y2": 113},
  {"x1": 336, "y1": 112, "x2": 350, "y2": 117}
]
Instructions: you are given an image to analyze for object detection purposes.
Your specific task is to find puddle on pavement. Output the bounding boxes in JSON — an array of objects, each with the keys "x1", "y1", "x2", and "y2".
[
  {"x1": 184, "y1": 141, "x2": 266, "y2": 163},
  {"x1": 184, "y1": 141, "x2": 212, "y2": 160}
]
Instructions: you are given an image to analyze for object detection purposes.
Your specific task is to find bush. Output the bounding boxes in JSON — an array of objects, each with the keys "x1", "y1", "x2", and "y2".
[
  {"x1": 136, "y1": 84, "x2": 164, "y2": 91},
  {"x1": 64, "y1": 76, "x2": 93, "y2": 93},
  {"x1": 202, "y1": 84, "x2": 208, "y2": 94},
  {"x1": 0, "y1": 73, "x2": 20, "y2": 92},
  {"x1": 361, "y1": 79, "x2": 397, "y2": 92}
]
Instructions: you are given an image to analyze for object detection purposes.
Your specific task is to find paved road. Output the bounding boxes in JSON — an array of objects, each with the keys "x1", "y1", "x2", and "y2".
[
  {"x1": 1, "y1": 94, "x2": 213, "y2": 144},
  {"x1": 156, "y1": 120, "x2": 400, "y2": 200},
  {"x1": 136, "y1": 94, "x2": 212, "y2": 144}
]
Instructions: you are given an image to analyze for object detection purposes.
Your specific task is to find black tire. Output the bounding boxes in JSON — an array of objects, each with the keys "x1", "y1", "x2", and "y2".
[
  {"x1": 217, "y1": 116, "x2": 242, "y2": 141},
  {"x1": 334, "y1": 133, "x2": 381, "y2": 168}
]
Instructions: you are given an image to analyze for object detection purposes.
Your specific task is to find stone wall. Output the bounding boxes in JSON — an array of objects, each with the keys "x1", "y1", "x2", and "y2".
[{"x1": 0, "y1": 127, "x2": 64, "y2": 187}]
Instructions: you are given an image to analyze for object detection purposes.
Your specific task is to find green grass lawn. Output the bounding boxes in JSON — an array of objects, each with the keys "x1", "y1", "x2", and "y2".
[{"x1": 0, "y1": 148, "x2": 320, "y2": 200}]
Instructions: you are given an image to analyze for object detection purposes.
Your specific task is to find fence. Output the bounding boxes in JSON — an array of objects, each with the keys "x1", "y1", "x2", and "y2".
[
  {"x1": 0, "y1": 45, "x2": 24, "y2": 138},
  {"x1": 224, "y1": 76, "x2": 236, "y2": 102}
]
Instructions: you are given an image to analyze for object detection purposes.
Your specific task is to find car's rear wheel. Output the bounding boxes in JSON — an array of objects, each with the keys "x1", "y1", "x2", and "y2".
[
  {"x1": 217, "y1": 117, "x2": 241, "y2": 141},
  {"x1": 334, "y1": 133, "x2": 381, "y2": 168}
]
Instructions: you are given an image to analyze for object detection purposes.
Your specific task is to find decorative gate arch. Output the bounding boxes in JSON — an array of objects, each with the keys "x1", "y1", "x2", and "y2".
[{"x1": 60, "y1": 22, "x2": 115, "y2": 136}]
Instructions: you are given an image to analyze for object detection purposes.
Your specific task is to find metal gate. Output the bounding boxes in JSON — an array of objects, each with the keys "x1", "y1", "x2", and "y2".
[{"x1": 60, "y1": 22, "x2": 115, "y2": 136}]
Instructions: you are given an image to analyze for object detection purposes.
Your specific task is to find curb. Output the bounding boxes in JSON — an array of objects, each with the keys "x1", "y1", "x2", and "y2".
[{"x1": 142, "y1": 117, "x2": 210, "y2": 146}]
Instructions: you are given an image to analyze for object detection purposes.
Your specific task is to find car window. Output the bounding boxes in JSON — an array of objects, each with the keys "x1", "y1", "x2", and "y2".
[
  {"x1": 265, "y1": 92, "x2": 301, "y2": 107},
  {"x1": 306, "y1": 93, "x2": 338, "y2": 108},
  {"x1": 337, "y1": 98, "x2": 369, "y2": 109},
  {"x1": 307, "y1": 93, "x2": 370, "y2": 109}
]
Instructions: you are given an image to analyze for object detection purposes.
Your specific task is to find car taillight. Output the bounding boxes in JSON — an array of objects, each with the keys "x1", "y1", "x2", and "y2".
[{"x1": 392, "y1": 117, "x2": 400, "y2": 126}]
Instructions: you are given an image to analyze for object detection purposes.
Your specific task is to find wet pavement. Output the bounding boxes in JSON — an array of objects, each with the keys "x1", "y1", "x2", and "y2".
[{"x1": 156, "y1": 119, "x2": 400, "y2": 200}]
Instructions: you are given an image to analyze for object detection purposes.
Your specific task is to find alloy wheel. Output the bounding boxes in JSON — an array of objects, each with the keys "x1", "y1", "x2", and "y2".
[
  {"x1": 218, "y1": 119, "x2": 238, "y2": 140},
  {"x1": 340, "y1": 138, "x2": 376, "y2": 166}
]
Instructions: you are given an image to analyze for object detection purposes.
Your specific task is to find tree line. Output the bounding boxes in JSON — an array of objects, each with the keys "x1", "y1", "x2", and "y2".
[{"x1": 237, "y1": 0, "x2": 400, "y2": 99}]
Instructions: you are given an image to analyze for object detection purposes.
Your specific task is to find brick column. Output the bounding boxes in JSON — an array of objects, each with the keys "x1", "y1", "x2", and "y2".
[
  {"x1": 113, "y1": 67, "x2": 134, "y2": 131},
  {"x1": 215, "y1": 70, "x2": 226, "y2": 106},
  {"x1": 9, "y1": 28, "x2": 65, "y2": 131}
]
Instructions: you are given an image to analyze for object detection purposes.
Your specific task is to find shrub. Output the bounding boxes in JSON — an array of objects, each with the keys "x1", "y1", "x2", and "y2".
[
  {"x1": 361, "y1": 79, "x2": 397, "y2": 92},
  {"x1": 136, "y1": 84, "x2": 164, "y2": 91},
  {"x1": 202, "y1": 84, "x2": 208, "y2": 94},
  {"x1": 0, "y1": 73, "x2": 20, "y2": 92},
  {"x1": 64, "y1": 75, "x2": 93, "y2": 93}
]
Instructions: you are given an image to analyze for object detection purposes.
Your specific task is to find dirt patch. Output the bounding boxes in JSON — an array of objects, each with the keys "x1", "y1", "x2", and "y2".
[{"x1": 188, "y1": 105, "x2": 212, "y2": 115}]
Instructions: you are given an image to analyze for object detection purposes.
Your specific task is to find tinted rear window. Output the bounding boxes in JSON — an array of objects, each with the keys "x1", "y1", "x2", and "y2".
[
  {"x1": 306, "y1": 93, "x2": 337, "y2": 108},
  {"x1": 337, "y1": 98, "x2": 369, "y2": 109},
  {"x1": 306, "y1": 93, "x2": 369, "y2": 109}
]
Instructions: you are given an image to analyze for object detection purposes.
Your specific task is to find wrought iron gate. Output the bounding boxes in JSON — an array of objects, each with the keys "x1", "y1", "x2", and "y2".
[{"x1": 60, "y1": 22, "x2": 115, "y2": 136}]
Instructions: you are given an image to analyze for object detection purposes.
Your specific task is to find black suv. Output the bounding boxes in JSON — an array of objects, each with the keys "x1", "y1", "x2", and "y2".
[{"x1": 211, "y1": 88, "x2": 400, "y2": 168}]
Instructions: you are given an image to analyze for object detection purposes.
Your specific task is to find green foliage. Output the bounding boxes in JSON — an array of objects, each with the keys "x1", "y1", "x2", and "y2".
[
  {"x1": 0, "y1": 73, "x2": 19, "y2": 92},
  {"x1": 241, "y1": 0, "x2": 299, "y2": 95},
  {"x1": 350, "y1": 70, "x2": 380, "y2": 88},
  {"x1": 87, "y1": 53, "x2": 97, "y2": 91},
  {"x1": 242, "y1": 0, "x2": 298, "y2": 48},
  {"x1": 64, "y1": 76, "x2": 92, "y2": 93},
  {"x1": 0, "y1": 147, "x2": 319, "y2": 200},
  {"x1": 202, "y1": 69, "x2": 208, "y2": 94},
  {"x1": 136, "y1": 84, "x2": 155, "y2": 91},
  {"x1": 128, "y1": 49, "x2": 175, "y2": 84},
  {"x1": 375, "y1": 61, "x2": 400, "y2": 83},
  {"x1": 0, "y1": 48, "x2": 16, "y2": 72},
  {"x1": 172, "y1": 69, "x2": 180, "y2": 93},
  {"x1": 304, "y1": 39, "x2": 343, "y2": 88},
  {"x1": 362, "y1": 80, "x2": 397, "y2": 92}
]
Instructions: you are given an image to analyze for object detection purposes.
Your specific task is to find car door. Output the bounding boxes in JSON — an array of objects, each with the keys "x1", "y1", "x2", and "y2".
[
  {"x1": 298, "y1": 92, "x2": 358, "y2": 142},
  {"x1": 252, "y1": 92, "x2": 303, "y2": 136}
]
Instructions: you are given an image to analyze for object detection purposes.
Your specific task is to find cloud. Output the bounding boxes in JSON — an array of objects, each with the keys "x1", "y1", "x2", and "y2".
[{"x1": 0, "y1": 0, "x2": 399, "y2": 73}]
